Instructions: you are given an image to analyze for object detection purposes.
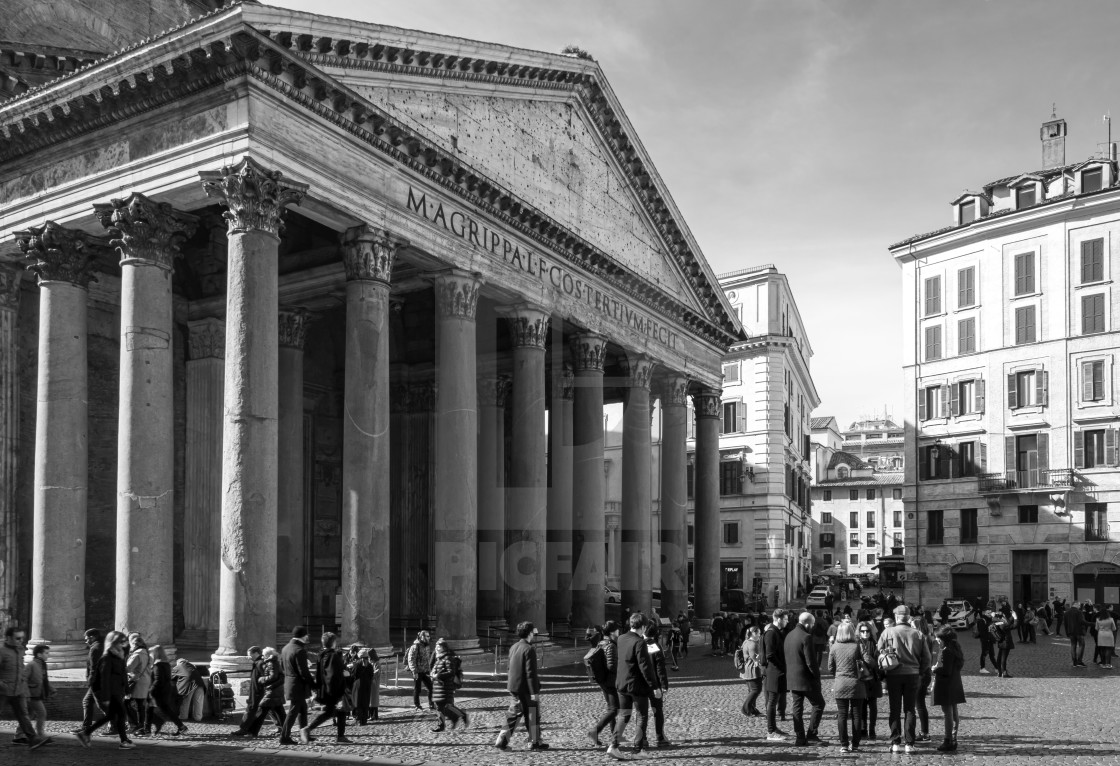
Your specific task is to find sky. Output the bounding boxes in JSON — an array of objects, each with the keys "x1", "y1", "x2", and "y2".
[{"x1": 268, "y1": 0, "x2": 1120, "y2": 428}]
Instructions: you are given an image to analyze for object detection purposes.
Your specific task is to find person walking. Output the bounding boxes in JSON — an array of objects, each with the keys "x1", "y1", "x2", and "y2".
[
  {"x1": 828, "y1": 622, "x2": 865, "y2": 753},
  {"x1": 990, "y1": 612, "x2": 1015, "y2": 678},
  {"x1": 785, "y1": 612, "x2": 827, "y2": 747},
  {"x1": 125, "y1": 632, "x2": 152, "y2": 737},
  {"x1": 643, "y1": 620, "x2": 671, "y2": 748},
  {"x1": 856, "y1": 621, "x2": 882, "y2": 740},
  {"x1": 171, "y1": 658, "x2": 205, "y2": 722},
  {"x1": 975, "y1": 610, "x2": 998, "y2": 674},
  {"x1": 1095, "y1": 606, "x2": 1116, "y2": 668},
  {"x1": 430, "y1": 638, "x2": 469, "y2": 732},
  {"x1": 761, "y1": 609, "x2": 790, "y2": 741},
  {"x1": 80, "y1": 629, "x2": 104, "y2": 731},
  {"x1": 300, "y1": 631, "x2": 350, "y2": 744},
  {"x1": 1065, "y1": 602, "x2": 1087, "y2": 668},
  {"x1": 494, "y1": 622, "x2": 547, "y2": 752},
  {"x1": 406, "y1": 630, "x2": 434, "y2": 711},
  {"x1": 739, "y1": 626, "x2": 764, "y2": 718},
  {"x1": 231, "y1": 646, "x2": 284, "y2": 737},
  {"x1": 937, "y1": 600, "x2": 951, "y2": 627},
  {"x1": 587, "y1": 620, "x2": 620, "y2": 755},
  {"x1": 23, "y1": 644, "x2": 53, "y2": 746},
  {"x1": 932, "y1": 626, "x2": 966, "y2": 752},
  {"x1": 76, "y1": 631, "x2": 134, "y2": 750},
  {"x1": 610, "y1": 613, "x2": 658, "y2": 756},
  {"x1": 280, "y1": 626, "x2": 315, "y2": 745},
  {"x1": 144, "y1": 645, "x2": 187, "y2": 736},
  {"x1": 676, "y1": 612, "x2": 691, "y2": 657},
  {"x1": 349, "y1": 647, "x2": 380, "y2": 725},
  {"x1": 877, "y1": 605, "x2": 931, "y2": 754}
]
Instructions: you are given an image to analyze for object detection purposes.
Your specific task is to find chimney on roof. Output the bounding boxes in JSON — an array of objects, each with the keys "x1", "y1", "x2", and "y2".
[{"x1": 1041, "y1": 109, "x2": 1067, "y2": 170}]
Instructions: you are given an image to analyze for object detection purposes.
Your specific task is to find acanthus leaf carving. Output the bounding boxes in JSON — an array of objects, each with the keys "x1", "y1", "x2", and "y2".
[
  {"x1": 478, "y1": 375, "x2": 512, "y2": 408},
  {"x1": 433, "y1": 271, "x2": 482, "y2": 320},
  {"x1": 570, "y1": 332, "x2": 606, "y2": 372},
  {"x1": 278, "y1": 308, "x2": 311, "y2": 350},
  {"x1": 503, "y1": 304, "x2": 550, "y2": 349},
  {"x1": 660, "y1": 374, "x2": 690, "y2": 406},
  {"x1": 342, "y1": 225, "x2": 408, "y2": 283},
  {"x1": 92, "y1": 192, "x2": 198, "y2": 270},
  {"x1": 199, "y1": 157, "x2": 308, "y2": 237},
  {"x1": 14, "y1": 221, "x2": 100, "y2": 288},
  {"x1": 692, "y1": 387, "x2": 721, "y2": 419},
  {"x1": 187, "y1": 317, "x2": 225, "y2": 360}
]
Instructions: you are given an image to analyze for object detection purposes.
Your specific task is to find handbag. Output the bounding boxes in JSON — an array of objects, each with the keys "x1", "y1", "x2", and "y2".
[{"x1": 878, "y1": 637, "x2": 900, "y2": 672}]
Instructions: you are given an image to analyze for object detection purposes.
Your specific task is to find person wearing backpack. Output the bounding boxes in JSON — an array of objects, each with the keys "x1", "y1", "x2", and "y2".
[
  {"x1": 586, "y1": 620, "x2": 620, "y2": 755},
  {"x1": 876, "y1": 605, "x2": 931, "y2": 754},
  {"x1": 300, "y1": 632, "x2": 350, "y2": 744},
  {"x1": 990, "y1": 612, "x2": 1015, "y2": 678},
  {"x1": 406, "y1": 631, "x2": 434, "y2": 711},
  {"x1": 430, "y1": 638, "x2": 468, "y2": 732},
  {"x1": 739, "y1": 626, "x2": 764, "y2": 717}
]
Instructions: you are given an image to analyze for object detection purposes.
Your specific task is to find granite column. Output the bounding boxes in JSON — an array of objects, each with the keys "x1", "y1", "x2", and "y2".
[
  {"x1": 659, "y1": 375, "x2": 690, "y2": 619},
  {"x1": 546, "y1": 366, "x2": 574, "y2": 627},
  {"x1": 0, "y1": 265, "x2": 21, "y2": 629},
  {"x1": 277, "y1": 308, "x2": 309, "y2": 632},
  {"x1": 477, "y1": 375, "x2": 510, "y2": 625},
  {"x1": 621, "y1": 355, "x2": 655, "y2": 616},
  {"x1": 693, "y1": 387, "x2": 721, "y2": 621},
  {"x1": 569, "y1": 333, "x2": 606, "y2": 631}
]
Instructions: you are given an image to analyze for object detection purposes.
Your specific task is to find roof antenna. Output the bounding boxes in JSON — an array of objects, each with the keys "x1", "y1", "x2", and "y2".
[{"x1": 1052, "y1": 102, "x2": 1057, "y2": 119}]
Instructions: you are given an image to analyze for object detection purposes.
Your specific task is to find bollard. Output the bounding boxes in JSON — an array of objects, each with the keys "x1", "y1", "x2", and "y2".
[{"x1": 394, "y1": 653, "x2": 399, "y2": 691}]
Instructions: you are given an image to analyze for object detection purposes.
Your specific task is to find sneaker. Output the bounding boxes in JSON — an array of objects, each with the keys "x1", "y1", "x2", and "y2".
[
  {"x1": 904, "y1": 744, "x2": 916, "y2": 754},
  {"x1": 606, "y1": 744, "x2": 625, "y2": 760},
  {"x1": 656, "y1": 739, "x2": 672, "y2": 748},
  {"x1": 77, "y1": 731, "x2": 92, "y2": 748},
  {"x1": 890, "y1": 744, "x2": 903, "y2": 753},
  {"x1": 916, "y1": 733, "x2": 931, "y2": 742},
  {"x1": 588, "y1": 729, "x2": 601, "y2": 747},
  {"x1": 766, "y1": 732, "x2": 789, "y2": 741},
  {"x1": 12, "y1": 736, "x2": 28, "y2": 745},
  {"x1": 493, "y1": 731, "x2": 510, "y2": 751},
  {"x1": 978, "y1": 667, "x2": 991, "y2": 674},
  {"x1": 430, "y1": 724, "x2": 446, "y2": 733},
  {"x1": 298, "y1": 727, "x2": 311, "y2": 745},
  {"x1": 119, "y1": 740, "x2": 136, "y2": 750},
  {"x1": 529, "y1": 742, "x2": 550, "y2": 751},
  {"x1": 176, "y1": 725, "x2": 188, "y2": 735},
  {"x1": 460, "y1": 712, "x2": 470, "y2": 729},
  {"x1": 1003, "y1": 672, "x2": 1014, "y2": 678},
  {"x1": 278, "y1": 737, "x2": 298, "y2": 745},
  {"x1": 29, "y1": 737, "x2": 49, "y2": 750}
]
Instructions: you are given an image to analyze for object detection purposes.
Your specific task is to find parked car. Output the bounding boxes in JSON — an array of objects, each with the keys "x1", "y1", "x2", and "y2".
[
  {"x1": 604, "y1": 585, "x2": 620, "y2": 604},
  {"x1": 934, "y1": 600, "x2": 976, "y2": 630},
  {"x1": 651, "y1": 590, "x2": 694, "y2": 614},
  {"x1": 720, "y1": 588, "x2": 766, "y2": 615},
  {"x1": 805, "y1": 586, "x2": 834, "y2": 609}
]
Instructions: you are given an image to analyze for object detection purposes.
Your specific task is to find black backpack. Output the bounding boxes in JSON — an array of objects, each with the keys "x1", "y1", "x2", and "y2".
[
  {"x1": 584, "y1": 644, "x2": 609, "y2": 685},
  {"x1": 733, "y1": 647, "x2": 746, "y2": 671}
]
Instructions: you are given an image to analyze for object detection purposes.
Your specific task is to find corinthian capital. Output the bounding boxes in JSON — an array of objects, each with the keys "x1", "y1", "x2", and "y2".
[
  {"x1": 432, "y1": 270, "x2": 482, "y2": 320},
  {"x1": 188, "y1": 317, "x2": 225, "y2": 360},
  {"x1": 278, "y1": 308, "x2": 311, "y2": 349},
  {"x1": 478, "y1": 375, "x2": 512, "y2": 408},
  {"x1": 93, "y1": 192, "x2": 198, "y2": 270},
  {"x1": 342, "y1": 225, "x2": 407, "y2": 284},
  {"x1": 0, "y1": 263, "x2": 22, "y2": 311},
  {"x1": 501, "y1": 304, "x2": 550, "y2": 349},
  {"x1": 14, "y1": 221, "x2": 100, "y2": 288},
  {"x1": 199, "y1": 157, "x2": 308, "y2": 237},
  {"x1": 659, "y1": 374, "x2": 690, "y2": 407},
  {"x1": 625, "y1": 353, "x2": 656, "y2": 391},
  {"x1": 692, "y1": 387, "x2": 721, "y2": 419},
  {"x1": 570, "y1": 332, "x2": 606, "y2": 373}
]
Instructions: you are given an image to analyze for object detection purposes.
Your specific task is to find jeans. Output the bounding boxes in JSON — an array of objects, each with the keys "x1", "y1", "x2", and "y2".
[
  {"x1": 0, "y1": 694, "x2": 36, "y2": 740},
  {"x1": 1024, "y1": 623, "x2": 1036, "y2": 643},
  {"x1": 282, "y1": 697, "x2": 308, "y2": 739},
  {"x1": 861, "y1": 689, "x2": 878, "y2": 735},
  {"x1": 790, "y1": 685, "x2": 825, "y2": 740},
  {"x1": 649, "y1": 693, "x2": 665, "y2": 741},
  {"x1": 885, "y1": 673, "x2": 919, "y2": 746},
  {"x1": 243, "y1": 703, "x2": 285, "y2": 736},
  {"x1": 594, "y1": 685, "x2": 619, "y2": 737},
  {"x1": 979, "y1": 640, "x2": 998, "y2": 669},
  {"x1": 28, "y1": 699, "x2": 46, "y2": 738},
  {"x1": 147, "y1": 696, "x2": 184, "y2": 733},
  {"x1": 1055, "y1": 616, "x2": 1064, "y2": 636},
  {"x1": 306, "y1": 694, "x2": 346, "y2": 736},
  {"x1": 84, "y1": 695, "x2": 129, "y2": 742},
  {"x1": 436, "y1": 701, "x2": 465, "y2": 727},
  {"x1": 126, "y1": 696, "x2": 148, "y2": 732},
  {"x1": 82, "y1": 686, "x2": 99, "y2": 728},
  {"x1": 916, "y1": 673, "x2": 931, "y2": 735},
  {"x1": 997, "y1": 646, "x2": 1012, "y2": 675},
  {"x1": 412, "y1": 673, "x2": 433, "y2": 708},
  {"x1": 614, "y1": 692, "x2": 650, "y2": 747},
  {"x1": 835, "y1": 697, "x2": 863, "y2": 747},
  {"x1": 765, "y1": 690, "x2": 785, "y2": 733},
  {"x1": 1071, "y1": 634, "x2": 1085, "y2": 664},
  {"x1": 178, "y1": 687, "x2": 204, "y2": 721},
  {"x1": 741, "y1": 679, "x2": 763, "y2": 715}
]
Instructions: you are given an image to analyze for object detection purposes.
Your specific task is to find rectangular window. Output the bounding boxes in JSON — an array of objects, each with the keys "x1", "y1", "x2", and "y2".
[
  {"x1": 866, "y1": 510, "x2": 876, "y2": 526},
  {"x1": 719, "y1": 461, "x2": 740, "y2": 495},
  {"x1": 866, "y1": 553, "x2": 877, "y2": 565},
  {"x1": 1076, "y1": 428, "x2": 1117, "y2": 469},
  {"x1": 894, "y1": 532, "x2": 903, "y2": 546},
  {"x1": 1016, "y1": 185, "x2": 1036, "y2": 208},
  {"x1": 1082, "y1": 293, "x2": 1106, "y2": 334},
  {"x1": 958, "y1": 317, "x2": 976, "y2": 355},
  {"x1": 928, "y1": 510, "x2": 944, "y2": 544},
  {"x1": 822, "y1": 553, "x2": 833, "y2": 567},
  {"x1": 722, "y1": 522, "x2": 739, "y2": 546},
  {"x1": 1086, "y1": 503, "x2": 1109, "y2": 542},
  {"x1": 924, "y1": 275, "x2": 942, "y2": 316},
  {"x1": 955, "y1": 379, "x2": 975, "y2": 415},
  {"x1": 924, "y1": 325, "x2": 942, "y2": 361},
  {"x1": 866, "y1": 533, "x2": 876, "y2": 547},
  {"x1": 850, "y1": 532, "x2": 859, "y2": 547},
  {"x1": 822, "y1": 512, "x2": 833, "y2": 524},
  {"x1": 957, "y1": 441, "x2": 977, "y2": 477},
  {"x1": 960, "y1": 508, "x2": 978, "y2": 545},
  {"x1": 850, "y1": 511, "x2": 859, "y2": 527},
  {"x1": 1082, "y1": 360, "x2": 1106, "y2": 402},
  {"x1": 849, "y1": 490, "x2": 858, "y2": 502},
  {"x1": 819, "y1": 533, "x2": 835, "y2": 548},
  {"x1": 687, "y1": 524, "x2": 694, "y2": 546},
  {"x1": 850, "y1": 553, "x2": 859, "y2": 566},
  {"x1": 919, "y1": 384, "x2": 945, "y2": 421},
  {"x1": 1018, "y1": 505, "x2": 1039, "y2": 524},
  {"x1": 1081, "y1": 238, "x2": 1105, "y2": 284},
  {"x1": 958, "y1": 266, "x2": 976, "y2": 307},
  {"x1": 959, "y1": 201, "x2": 976, "y2": 224},
  {"x1": 722, "y1": 362, "x2": 740, "y2": 384},
  {"x1": 866, "y1": 489, "x2": 876, "y2": 501},
  {"x1": 893, "y1": 510, "x2": 903, "y2": 526},
  {"x1": 1082, "y1": 167, "x2": 1104, "y2": 193},
  {"x1": 1014, "y1": 252, "x2": 1035, "y2": 296},
  {"x1": 1015, "y1": 305, "x2": 1037, "y2": 344},
  {"x1": 823, "y1": 490, "x2": 833, "y2": 502},
  {"x1": 722, "y1": 401, "x2": 746, "y2": 434},
  {"x1": 1009, "y1": 369, "x2": 1047, "y2": 409},
  {"x1": 686, "y1": 462, "x2": 694, "y2": 498},
  {"x1": 893, "y1": 489, "x2": 903, "y2": 501}
]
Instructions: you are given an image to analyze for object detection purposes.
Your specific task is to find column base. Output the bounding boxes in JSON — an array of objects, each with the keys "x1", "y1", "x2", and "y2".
[
  {"x1": 27, "y1": 641, "x2": 87, "y2": 670},
  {"x1": 176, "y1": 629, "x2": 219, "y2": 653},
  {"x1": 209, "y1": 651, "x2": 255, "y2": 673},
  {"x1": 443, "y1": 637, "x2": 483, "y2": 654}
]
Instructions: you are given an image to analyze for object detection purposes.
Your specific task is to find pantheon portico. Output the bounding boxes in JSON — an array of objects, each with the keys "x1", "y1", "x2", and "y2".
[{"x1": 0, "y1": 1, "x2": 741, "y2": 669}]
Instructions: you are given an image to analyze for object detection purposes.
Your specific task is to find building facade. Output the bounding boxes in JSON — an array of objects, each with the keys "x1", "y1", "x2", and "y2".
[
  {"x1": 0, "y1": 1, "x2": 742, "y2": 667},
  {"x1": 890, "y1": 115, "x2": 1120, "y2": 609}
]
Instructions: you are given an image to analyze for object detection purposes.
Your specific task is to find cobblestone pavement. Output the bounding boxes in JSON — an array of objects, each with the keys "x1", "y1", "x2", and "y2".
[{"x1": 8, "y1": 631, "x2": 1120, "y2": 765}]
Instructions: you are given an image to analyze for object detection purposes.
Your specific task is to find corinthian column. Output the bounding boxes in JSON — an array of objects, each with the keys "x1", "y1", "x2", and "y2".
[
  {"x1": 0, "y1": 265, "x2": 22, "y2": 629},
  {"x1": 621, "y1": 354, "x2": 656, "y2": 615},
  {"x1": 477, "y1": 375, "x2": 511, "y2": 624},
  {"x1": 200, "y1": 158, "x2": 307, "y2": 670},
  {"x1": 95, "y1": 193, "x2": 198, "y2": 648},
  {"x1": 659, "y1": 375, "x2": 689, "y2": 619},
  {"x1": 546, "y1": 366, "x2": 574, "y2": 626},
  {"x1": 341, "y1": 226, "x2": 405, "y2": 650},
  {"x1": 16, "y1": 223, "x2": 98, "y2": 667},
  {"x1": 693, "y1": 387, "x2": 721, "y2": 620},
  {"x1": 503, "y1": 305, "x2": 549, "y2": 630},
  {"x1": 277, "y1": 308, "x2": 309, "y2": 633},
  {"x1": 569, "y1": 332, "x2": 606, "y2": 631},
  {"x1": 432, "y1": 270, "x2": 482, "y2": 647}
]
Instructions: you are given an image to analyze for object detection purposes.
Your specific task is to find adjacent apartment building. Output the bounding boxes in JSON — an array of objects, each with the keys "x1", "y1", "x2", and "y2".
[{"x1": 889, "y1": 114, "x2": 1120, "y2": 608}]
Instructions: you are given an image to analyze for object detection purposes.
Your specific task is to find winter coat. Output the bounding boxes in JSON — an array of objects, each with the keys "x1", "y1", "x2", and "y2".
[
  {"x1": 257, "y1": 655, "x2": 285, "y2": 707},
  {"x1": 172, "y1": 660, "x2": 203, "y2": 698},
  {"x1": 615, "y1": 631, "x2": 657, "y2": 696},
  {"x1": 315, "y1": 647, "x2": 347, "y2": 701},
  {"x1": 280, "y1": 639, "x2": 315, "y2": 701},
  {"x1": 86, "y1": 643, "x2": 104, "y2": 683},
  {"x1": 24, "y1": 656, "x2": 52, "y2": 700},
  {"x1": 990, "y1": 621, "x2": 1015, "y2": 650},
  {"x1": 1096, "y1": 617, "x2": 1117, "y2": 648},
  {"x1": 91, "y1": 650, "x2": 128, "y2": 702},
  {"x1": 0, "y1": 640, "x2": 26, "y2": 696},
  {"x1": 406, "y1": 640, "x2": 432, "y2": 675},
  {"x1": 877, "y1": 623, "x2": 932, "y2": 676},
  {"x1": 828, "y1": 642, "x2": 867, "y2": 700},
  {"x1": 431, "y1": 651, "x2": 460, "y2": 705},
  {"x1": 148, "y1": 660, "x2": 175, "y2": 708},
  {"x1": 506, "y1": 639, "x2": 540, "y2": 696},
  {"x1": 858, "y1": 637, "x2": 883, "y2": 698},
  {"x1": 784, "y1": 624, "x2": 820, "y2": 693},
  {"x1": 932, "y1": 643, "x2": 966, "y2": 706},
  {"x1": 645, "y1": 637, "x2": 669, "y2": 691},
  {"x1": 127, "y1": 646, "x2": 152, "y2": 699},
  {"x1": 761, "y1": 625, "x2": 787, "y2": 693},
  {"x1": 349, "y1": 660, "x2": 379, "y2": 710}
]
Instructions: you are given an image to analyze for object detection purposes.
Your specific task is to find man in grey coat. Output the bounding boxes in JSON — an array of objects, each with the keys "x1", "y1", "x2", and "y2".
[{"x1": 784, "y1": 612, "x2": 827, "y2": 747}]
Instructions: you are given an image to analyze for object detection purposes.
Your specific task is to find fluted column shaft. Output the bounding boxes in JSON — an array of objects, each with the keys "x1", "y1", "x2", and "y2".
[
  {"x1": 433, "y1": 270, "x2": 482, "y2": 646},
  {"x1": 277, "y1": 309, "x2": 309, "y2": 632},
  {"x1": 569, "y1": 333, "x2": 606, "y2": 631},
  {"x1": 621, "y1": 355, "x2": 655, "y2": 615},
  {"x1": 341, "y1": 227, "x2": 403, "y2": 649},
  {"x1": 201, "y1": 158, "x2": 307, "y2": 669},
  {"x1": 693, "y1": 387, "x2": 721, "y2": 620},
  {"x1": 659, "y1": 376, "x2": 689, "y2": 619},
  {"x1": 546, "y1": 367, "x2": 574, "y2": 626},
  {"x1": 477, "y1": 376, "x2": 510, "y2": 623},
  {"x1": 0, "y1": 266, "x2": 20, "y2": 629},
  {"x1": 504, "y1": 305, "x2": 549, "y2": 630},
  {"x1": 95, "y1": 193, "x2": 197, "y2": 646},
  {"x1": 17, "y1": 223, "x2": 98, "y2": 665}
]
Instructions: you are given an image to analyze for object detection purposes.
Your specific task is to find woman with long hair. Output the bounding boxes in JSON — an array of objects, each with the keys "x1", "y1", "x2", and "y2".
[
  {"x1": 828, "y1": 622, "x2": 867, "y2": 753},
  {"x1": 991, "y1": 613, "x2": 1015, "y2": 678},
  {"x1": 1095, "y1": 605, "x2": 1116, "y2": 669},
  {"x1": 856, "y1": 620, "x2": 882, "y2": 740},
  {"x1": 76, "y1": 631, "x2": 134, "y2": 749},
  {"x1": 739, "y1": 625, "x2": 764, "y2": 718},
  {"x1": 145, "y1": 644, "x2": 187, "y2": 736},
  {"x1": 125, "y1": 633, "x2": 151, "y2": 736},
  {"x1": 932, "y1": 626, "x2": 966, "y2": 751}
]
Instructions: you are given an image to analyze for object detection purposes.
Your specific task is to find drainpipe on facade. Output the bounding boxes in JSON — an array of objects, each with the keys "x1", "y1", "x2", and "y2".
[{"x1": 912, "y1": 244, "x2": 923, "y2": 606}]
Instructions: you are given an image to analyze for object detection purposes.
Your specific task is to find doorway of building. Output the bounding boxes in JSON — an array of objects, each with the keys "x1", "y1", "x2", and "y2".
[
  {"x1": 1012, "y1": 550, "x2": 1048, "y2": 604},
  {"x1": 951, "y1": 562, "x2": 989, "y2": 608},
  {"x1": 721, "y1": 563, "x2": 744, "y2": 591},
  {"x1": 1072, "y1": 562, "x2": 1120, "y2": 605}
]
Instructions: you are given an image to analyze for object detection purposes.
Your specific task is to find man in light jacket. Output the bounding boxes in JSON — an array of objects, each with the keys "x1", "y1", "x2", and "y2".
[{"x1": 876, "y1": 605, "x2": 931, "y2": 754}]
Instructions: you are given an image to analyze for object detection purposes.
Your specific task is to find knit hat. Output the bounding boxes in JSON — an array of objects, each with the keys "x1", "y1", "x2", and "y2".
[
  {"x1": 84, "y1": 628, "x2": 102, "y2": 640},
  {"x1": 292, "y1": 626, "x2": 308, "y2": 640}
]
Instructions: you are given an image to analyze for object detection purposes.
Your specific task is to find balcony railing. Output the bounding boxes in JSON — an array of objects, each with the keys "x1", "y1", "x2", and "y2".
[{"x1": 978, "y1": 468, "x2": 1077, "y2": 493}]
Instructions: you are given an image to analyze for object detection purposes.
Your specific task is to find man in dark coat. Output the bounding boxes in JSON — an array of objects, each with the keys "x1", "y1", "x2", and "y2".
[
  {"x1": 785, "y1": 612, "x2": 827, "y2": 747},
  {"x1": 301, "y1": 632, "x2": 349, "y2": 744},
  {"x1": 1065, "y1": 602, "x2": 1087, "y2": 667},
  {"x1": 280, "y1": 626, "x2": 316, "y2": 745},
  {"x1": 81, "y1": 629, "x2": 104, "y2": 729},
  {"x1": 610, "y1": 612, "x2": 659, "y2": 755},
  {"x1": 494, "y1": 622, "x2": 547, "y2": 751},
  {"x1": 230, "y1": 646, "x2": 265, "y2": 736},
  {"x1": 234, "y1": 647, "x2": 286, "y2": 737},
  {"x1": 761, "y1": 609, "x2": 789, "y2": 741},
  {"x1": 710, "y1": 613, "x2": 726, "y2": 655}
]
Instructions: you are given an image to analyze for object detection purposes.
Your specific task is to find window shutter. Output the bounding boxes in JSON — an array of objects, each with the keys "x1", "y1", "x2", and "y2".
[
  {"x1": 1094, "y1": 361, "x2": 1105, "y2": 400},
  {"x1": 1081, "y1": 240, "x2": 1092, "y2": 284},
  {"x1": 942, "y1": 445, "x2": 957, "y2": 479},
  {"x1": 979, "y1": 441, "x2": 988, "y2": 471},
  {"x1": 1082, "y1": 361, "x2": 1096, "y2": 402},
  {"x1": 1074, "y1": 431, "x2": 1086, "y2": 469},
  {"x1": 737, "y1": 403, "x2": 747, "y2": 433},
  {"x1": 1038, "y1": 370, "x2": 1049, "y2": 406},
  {"x1": 1106, "y1": 428, "x2": 1119, "y2": 467},
  {"x1": 1007, "y1": 373, "x2": 1018, "y2": 409},
  {"x1": 1037, "y1": 432, "x2": 1049, "y2": 473},
  {"x1": 687, "y1": 404, "x2": 695, "y2": 439},
  {"x1": 950, "y1": 384, "x2": 960, "y2": 416},
  {"x1": 918, "y1": 446, "x2": 929, "y2": 481},
  {"x1": 918, "y1": 388, "x2": 927, "y2": 421},
  {"x1": 1004, "y1": 436, "x2": 1016, "y2": 474},
  {"x1": 975, "y1": 379, "x2": 986, "y2": 413},
  {"x1": 940, "y1": 385, "x2": 949, "y2": 417}
]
